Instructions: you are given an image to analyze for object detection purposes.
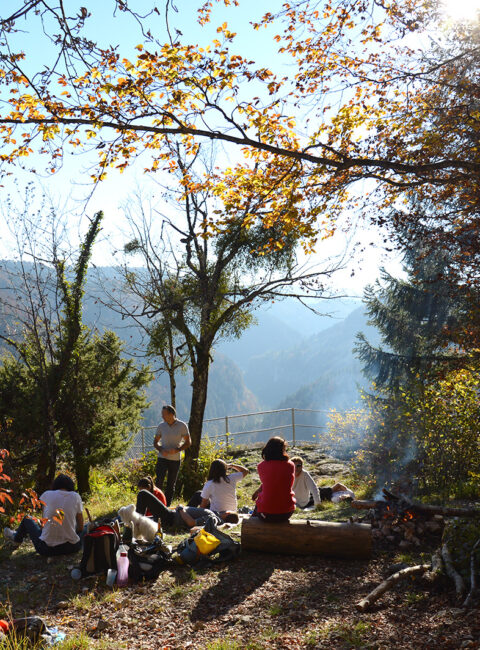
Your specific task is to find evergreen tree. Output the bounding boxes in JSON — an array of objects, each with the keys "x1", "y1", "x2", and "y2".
[
  {"x1": 355, "y1": 240, "x2": 460, "y2": 391},
  {"x1": 354, "y1": 233, "x2": 476, "y2": 492},
  {"x1": 0, "y1": 330, "x2": 151, "y2": 495},
  {"x1": 56, "y1": 330, "x2": 151, "y2": 495},
  {"x1": 0, "y1": 212, "x2": 104, "y2": 491}
]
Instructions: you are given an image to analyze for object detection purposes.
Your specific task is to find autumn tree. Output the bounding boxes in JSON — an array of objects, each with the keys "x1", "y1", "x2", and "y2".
[
  {"x1": 116, "y1": 147, "x2": 339, "y2": 461},
  {"x1": 0, "y1": 1, "x2": 478, "y2": 259}
]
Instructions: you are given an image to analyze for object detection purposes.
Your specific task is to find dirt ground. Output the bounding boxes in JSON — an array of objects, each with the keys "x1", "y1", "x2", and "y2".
[
  {"x1": 1, "y1": 445, "x2": 479, "y2": 648},
  {"x1": 1, "y1": 523, "x2": 480, "y2": 649}
]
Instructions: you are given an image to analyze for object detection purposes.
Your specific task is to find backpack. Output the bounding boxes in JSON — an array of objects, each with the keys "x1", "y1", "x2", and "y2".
[
  {"x1": 128, "y1": 539, "x2": 171, "y2": 582},
  {"x1": 176, "y1": 519, "x2": 241, "y2": 566},
  {"x1": 203, "y1": 518, "x2": 241, "y2": 563},
  {"x1": 79, "y1": 524, "x2": 120, "y2": 577}
]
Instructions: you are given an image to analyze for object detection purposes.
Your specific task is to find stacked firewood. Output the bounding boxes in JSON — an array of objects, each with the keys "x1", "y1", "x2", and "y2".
[
  {"x1": 350, "y1": 488, "x2": 480, "y2": 548},
  {"x1": 352, "y1": 489, "x2": 480, "y2": 611},
  {"x1": 352, "y1": 489, "x2": 444, "y2": 548},
  {"x1": 370, "y1": 510, "x2": 444, "y2": 548}
]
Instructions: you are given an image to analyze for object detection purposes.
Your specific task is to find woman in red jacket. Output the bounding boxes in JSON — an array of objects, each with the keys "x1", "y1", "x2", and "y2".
[
  {"x1": 252, "y1": 436, "x2": 296, "y2": 522},
  {"x1": 136, "y1": 476, "x2": 167, "y2": 518}
]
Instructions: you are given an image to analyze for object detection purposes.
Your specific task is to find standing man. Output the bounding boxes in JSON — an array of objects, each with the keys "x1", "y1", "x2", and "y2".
[{"x1": 154, "y1": 405, "x2": 191, "y2": 506}]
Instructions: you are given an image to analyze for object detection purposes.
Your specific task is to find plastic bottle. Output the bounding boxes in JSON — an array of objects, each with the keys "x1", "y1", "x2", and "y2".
[
  {"x1": 117, "y1": 544, "x2": 129, "y2": 559},
  {"x1": 116, "y1": 551, "x2": 129, "y2": 587}
]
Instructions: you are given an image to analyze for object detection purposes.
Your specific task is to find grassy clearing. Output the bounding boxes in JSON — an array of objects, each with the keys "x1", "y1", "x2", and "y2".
[
  {"x1": 0, "y1": 443, "x2": 381, "y2": 648},
  {"x1": 82, "y1": 441, "x2": 361, "y2": 519}
]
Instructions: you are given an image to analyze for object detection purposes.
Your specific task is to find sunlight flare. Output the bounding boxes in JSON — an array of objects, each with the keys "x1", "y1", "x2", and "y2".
[{"x1": 441, "y1": 0, "x2": 480, "y2": 21}]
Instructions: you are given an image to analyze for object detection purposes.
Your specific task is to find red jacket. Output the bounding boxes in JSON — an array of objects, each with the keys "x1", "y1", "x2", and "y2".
[
  {"x1": 256, "y1": 459, "x2": 296, "y2": 514},
  {"x1": 145, "y1": 486, "x2": 167, "y2": 517}
]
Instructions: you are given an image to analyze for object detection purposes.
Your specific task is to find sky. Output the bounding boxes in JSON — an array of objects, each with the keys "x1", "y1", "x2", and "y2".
[{"x1": 0, "y1": 0, "x2": 478, "y2": 296}]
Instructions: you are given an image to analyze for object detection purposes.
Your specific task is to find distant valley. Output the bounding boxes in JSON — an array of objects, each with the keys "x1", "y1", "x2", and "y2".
[{"x1": 0, "y1": 262, "x2": 378, "y2": 440}]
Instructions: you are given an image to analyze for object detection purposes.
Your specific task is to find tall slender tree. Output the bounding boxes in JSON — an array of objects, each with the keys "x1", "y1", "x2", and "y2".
[
  {"x1": 116, "y1": 151, "x2": 340, "y2": 461},
  {"x1": 0, "y1": 211, "x2": 104, "y2": 491}
]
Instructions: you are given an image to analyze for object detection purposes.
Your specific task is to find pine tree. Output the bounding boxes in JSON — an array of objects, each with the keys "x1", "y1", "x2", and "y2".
[{"x1": 355, "y1": 240, "x2": 461, "y2": 391}]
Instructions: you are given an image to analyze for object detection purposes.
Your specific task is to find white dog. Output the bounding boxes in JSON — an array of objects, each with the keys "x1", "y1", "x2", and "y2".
[{"x1": 118, "y1": 504, "x2": 158, "y2": 542}]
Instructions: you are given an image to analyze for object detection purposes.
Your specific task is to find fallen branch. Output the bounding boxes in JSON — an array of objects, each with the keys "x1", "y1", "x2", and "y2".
[
  {"x1": 425, "y1": 549, "x2": 443, "y2": 582},
  {"x1": 351, "y1": 500, "x2": 480, "y2": 518},
  {"x1": 411, "y1": 504, "x2": 480, "y2": 518},
  {"x1": 351, "y1": 500, "x2": 379, "y2": 510},
  {"x1": 356, "y1": 563, "x2": 431, "y2": 612},
  {"x1": 441, "y1": 543, "x2": 466, "y2": 598},
  {"x1": 462, "y1": 537, "x2": 480, "y2": 609}
]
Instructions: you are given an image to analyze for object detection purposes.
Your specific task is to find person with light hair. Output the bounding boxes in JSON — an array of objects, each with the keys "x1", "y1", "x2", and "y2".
[{"x1": 290, "y1": 456, "x2": 321, "y2": 508}]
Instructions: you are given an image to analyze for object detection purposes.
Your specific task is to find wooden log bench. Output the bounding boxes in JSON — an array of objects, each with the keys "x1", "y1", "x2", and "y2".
[{"x1": 241, "y1": 518, "x2": 372, "y2": 560}]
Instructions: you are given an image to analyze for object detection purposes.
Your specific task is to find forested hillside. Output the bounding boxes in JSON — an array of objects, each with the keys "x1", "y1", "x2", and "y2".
[
  {"x1": 83, "y1": 279, "x2": 370, "y2": 427},
  {"x1": 0, "y1": 262, "x2": 370, "y2": 429},
  {"x1": 76, "y1": 268, "x2": 371, "y2": 426},
  {"x1": 241, "y1": 307, "x2": 376, "y2": 410}
]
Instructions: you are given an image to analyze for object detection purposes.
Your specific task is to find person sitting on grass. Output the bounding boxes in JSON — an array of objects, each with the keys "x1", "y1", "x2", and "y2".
[
  {"x1": 135, "y1": 489, "x2": 222, "y2": 532},
  {"x1": 199, "y1": 459, "x2": 249, "y2": 524},
  {"x1": 137, "y1": 476, "x2": 167, "y2": 517},
  {"x1": 251, "y1": 436, "x2": 296, "y2": 522},
  {"x1": 3, "y1": 474, "x2": 84, "y2": 557},
  {"x1": 290, "y1": 456, "x2": 321, "y2": 509}
]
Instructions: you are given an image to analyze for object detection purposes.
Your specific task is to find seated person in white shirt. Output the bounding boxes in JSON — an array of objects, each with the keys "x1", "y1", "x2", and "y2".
[
  {"x1": 200, "y1": 459, "x2": 249, "y2": 523},
  {"x1": 3, "y1": 474, "x2": 84, "y2": 556},
  {"x1": 291, "y1": 456, "x2": 321, "y2": 509}
]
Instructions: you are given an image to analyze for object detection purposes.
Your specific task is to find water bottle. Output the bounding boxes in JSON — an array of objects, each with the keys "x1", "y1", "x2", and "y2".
[
  {"x1": 106, "y1": 568, "x2": 117, "y2": 587},
  {"x1": 117, "y1": 544, "x2": 129, "y2": 559},
  {"x1": 116, "y1": 551, "x2": 129, "y2": 587}
]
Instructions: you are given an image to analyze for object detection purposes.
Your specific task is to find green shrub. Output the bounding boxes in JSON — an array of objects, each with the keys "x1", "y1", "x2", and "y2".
[
  {"x1": 105, "y1": 451, "x2": 157, "y2": 490},
  {"x1": 176, "y1": 437, "x2": 232, "y2": 499},
  {"x1": 353, "y1": 367, "x2": 480, "y2": 498}
]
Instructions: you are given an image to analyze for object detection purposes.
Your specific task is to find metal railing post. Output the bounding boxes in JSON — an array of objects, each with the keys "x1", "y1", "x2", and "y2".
[
  {"x1": 291, "y1": 408, "x2": 296, "y2": 446},
  {"x1": 141, "y1": 428, "x2": 145, "y2": 455},
  {"x1": 225, "y1": 415, "x2": 229, "y2": 451}
]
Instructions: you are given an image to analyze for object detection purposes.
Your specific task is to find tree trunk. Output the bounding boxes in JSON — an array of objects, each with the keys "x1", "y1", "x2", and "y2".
[
  {"x1": 167, "y1": 329, "x2": 176, "y2": 409},
  {"x1": 352, "y1": 500, "x2": 480, "y2": 517},
  {"x1": 34, "y1": 406, "x2": 57, "y2": 494},
  {"x1": 185, "y1": 346, "x2": 210, "y2": 462},
  {"x1": 74, "y1": 454, "x2": 91, "y2": 497},
  {"x1": 168, "y1": 368, "x2": 176, "y2": 410},
  {"x1": 35, "y1": 438, "x2": 57, "y2": 493}
]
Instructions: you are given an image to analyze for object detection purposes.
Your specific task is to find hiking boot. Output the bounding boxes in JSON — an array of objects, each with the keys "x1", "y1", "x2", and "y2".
[{"x1": 3, "y1": 527, "x2": 18, "y2": 543}]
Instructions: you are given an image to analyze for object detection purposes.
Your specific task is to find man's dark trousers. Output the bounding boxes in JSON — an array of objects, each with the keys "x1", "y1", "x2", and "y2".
[{"x1": 155, "y1": 457, "x2": 181, "y2": 506}]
